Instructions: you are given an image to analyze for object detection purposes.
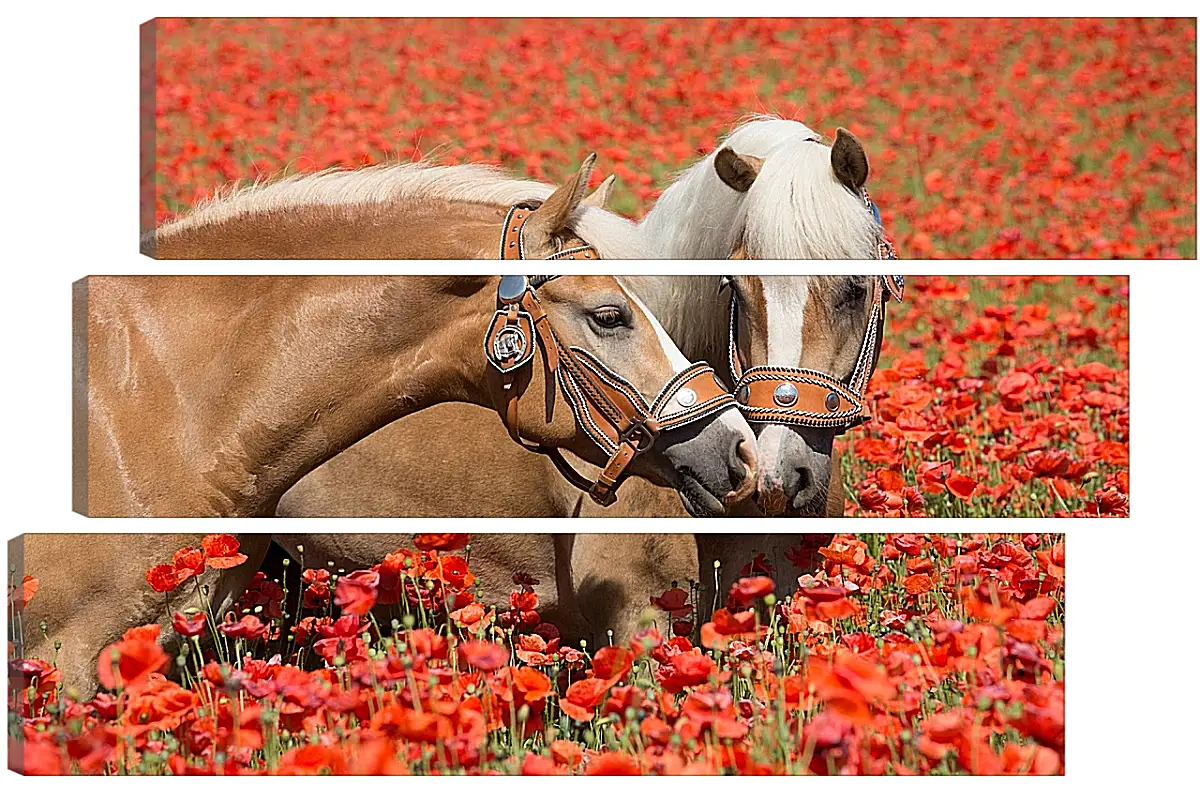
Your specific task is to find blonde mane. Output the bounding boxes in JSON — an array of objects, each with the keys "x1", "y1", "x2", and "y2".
[
  {"x1": 152, "y1": 161, "x2": 644, "y2": 258},
  {"x1": 637, "y1": 115, "x2": 881, "y2": 259}
]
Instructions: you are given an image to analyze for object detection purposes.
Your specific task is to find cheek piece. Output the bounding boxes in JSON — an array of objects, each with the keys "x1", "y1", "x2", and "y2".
[
  {"x1": 485, "y1": 275, "x2": 738, "y2": 506},
  {"x1": 727, "y1": 276, "x2": 905, "y2": 432}
]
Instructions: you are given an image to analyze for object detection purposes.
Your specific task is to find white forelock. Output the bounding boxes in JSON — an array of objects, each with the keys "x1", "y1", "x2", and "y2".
[
  {"x1": 730, "y1": 119, "x2": 883, "y2": 259},
  {"x1": 634, "y1": 115, "x2": 880, "y2": 259}
]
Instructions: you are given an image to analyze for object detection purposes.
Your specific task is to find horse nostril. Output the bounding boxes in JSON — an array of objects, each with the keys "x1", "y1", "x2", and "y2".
[
  {"x1": 724, "y1": 437, "x2": 758, "y2": 506},
  {"x1": 795, "y1": 466, "x2": 813, "y2": 493}
]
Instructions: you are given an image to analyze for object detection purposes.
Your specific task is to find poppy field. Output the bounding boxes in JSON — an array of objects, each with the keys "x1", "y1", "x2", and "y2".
[
  {"x1": 9, "y1": 533, "x2": 1065, "y2": 775},
  {"x1": 841, "y1": 275, "x2": 1128, "y2": 518},
  {"x1": 148, "y1": 17, "x2": 1196, "y2": 257}
]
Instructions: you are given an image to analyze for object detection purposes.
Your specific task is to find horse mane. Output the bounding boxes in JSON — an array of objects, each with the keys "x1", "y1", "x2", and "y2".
[
  {"x1": 621, "y1": 275, "x2": 727, "y2": 366},
  {"x1": 637, "y1": 115, "x2": 881, "y2": 259},
  {"x1": 730, "y1": 118, "x2": 882, "y2": 259},
  {"x1": 152, "y1": 161, "x2": 645, "y2": 259}
]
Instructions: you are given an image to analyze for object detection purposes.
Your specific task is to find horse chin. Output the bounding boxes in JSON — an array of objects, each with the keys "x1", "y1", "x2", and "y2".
[
  {"x1": 788, "y1": 492, "x2": 829, "y2": 518},
  {"x1": 674, "y1": 474, "x2": 727, "y2": 518}
]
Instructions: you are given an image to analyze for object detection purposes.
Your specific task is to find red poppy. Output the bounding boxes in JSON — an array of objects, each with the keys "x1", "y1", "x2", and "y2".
[
  {"x1": 97, "y1": 635, "x2": 169, "y2": 691},
  {"x1": 728, "y1": 576, "x2": 775, "y2": 607},
  {"x1": 649, "y1": 586, "x2": 693, "y2": 615},
  {"x1": 512, "y1": 666, "x2": 554, "y2": 703},
  {"x1": 946, "y1": 472, "x2": 978, "y2": 501},
  {"x1": 459, "y1": 640, "x2": 509, "y2": 672},
  {"x1": 522, "y1": 754, "x2": 567, "y2": 776},
  {"x1": 145, "y1": 564, "x2": 180, "y2": 593},
  {"x1": 15, "y1": 575, "x2": 38, "y2": 609},
  {"x1": 218, "y1": 614, "x2": 268, "y2": 640},
  {"x1": 334, "y1": 570, "x2": 379, "y2": 616},
  {"x1": 658, "y1": 650, "x2": 717, "y2": 693},
  {"x1": 592, "y1": 646, "x2": 633, "y2": 685},
  {"x1": 172, "y1": 611, "x2": 207, "y2": 637},
  {"x1": 412, "y1": 533, "x2": 471, "y2": 551},
  {"x1": 172, "y1": 547, "x2": 206, "y2": 581},
  {"x1": 202, "y1": 534, "x2": 249, "y2": 568},
  {"x1": 904, "y1": 574, "x2": 936, "y2": 596},
  {"x1": 559, "y1": 677, "x2": 608, "y2": 722},
  {"x1": 585, "y1": 752, "x2": 641, "y2": 776}
]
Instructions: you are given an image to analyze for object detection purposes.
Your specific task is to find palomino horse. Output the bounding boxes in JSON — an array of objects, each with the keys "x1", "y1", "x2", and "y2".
[
  {"x1": 13, "y1": 533, "x2": 821, "y2": 698},
  {"x1": 79, "y1": 273, "x2": 756, "y2": 517},
  {"x1": 278, "y1": 122, "x2": 900, "y2": 520},
  {"x1": 87, "y1": 157, "x2": 761, "y2": 517}
]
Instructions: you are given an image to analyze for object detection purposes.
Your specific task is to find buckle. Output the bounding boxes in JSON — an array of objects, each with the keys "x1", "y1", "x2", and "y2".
[{"x1": 622, "y1": 419, "x2": 659, "y2": 453}]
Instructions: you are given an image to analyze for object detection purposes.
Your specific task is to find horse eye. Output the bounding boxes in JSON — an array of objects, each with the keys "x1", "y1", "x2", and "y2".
[
  {"x1": 590, "y1": 307, "x2": 626, "y2": 329},
  {"x1": 837, "y1": 282, "x2": 869, "y2": 310}
]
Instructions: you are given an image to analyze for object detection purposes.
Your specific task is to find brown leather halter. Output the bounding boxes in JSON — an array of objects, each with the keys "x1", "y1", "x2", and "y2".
[
  {"x1": 727, "y1": 276, "x2": 904, "y2": 432},
  {"x1": 500, "y1": 203, "x2": 600, "y2": 261},
  {"x1": 485, "y1": 275, "x2": 737, "y2": 505}
]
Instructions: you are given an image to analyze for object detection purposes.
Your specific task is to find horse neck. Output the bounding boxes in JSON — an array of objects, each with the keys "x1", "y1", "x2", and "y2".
[
  {"x1": 621, "y1": 275, "x2": 730, "y2": 374},
  {"x1": 88, "y1": 276, "x2": 500, "y2": 516},
  {"x1": 635, "y1": 156, "x2": 748, "y2": 259},
  {"x1": 152, "y1": 199, "x2": 511, "y2": 259}
]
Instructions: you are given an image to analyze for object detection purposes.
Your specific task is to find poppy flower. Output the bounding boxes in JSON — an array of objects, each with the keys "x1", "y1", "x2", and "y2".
[
  {"x1": 412, "y1": 533, "x2": 470, "y2": 551},
  {"x1": 172, "y1": 611, "x2": 207, "y2": 637},
  {"x1": 459, "y1": 640, "x2": 509, "y2": 672},
  {"x1": 904, "y1": 574, "x2": 936, "y2": 596},
  {"x1": 334, "y1": 570, "x2": 379, "y2": 616},
  {"x1": 202, "y1": 534, "x2": 249, "y2": 568},
  {"x1": 559, "y1": 677, "x2": 608, "y2": 722},
  {"x1": 946, "y1": 472, "x2": 978, "y2": 501},
  {"x1": 145, "y1": 563, "x2": 180, "y2": 593},
  {"x1": 522, "y1": 754, "x2": 566, "y2": 776},
  {"x1": 512, "y1": 665, "x2": 554, "y2": 703},
  {"x1": 649, "y1": 586, "x2": 692, "y2": 615},
  {"x1": 172, "y1": 547, "x2": 206, "y2": 581},
  {"x1": 592, "y1": 646, "x2": 633, "y2": 686},
  {"x1": 585, "y1": 752, "x2": 641, "y2": 776},
  {"x1": 728, "y1": 576, "x2": 775, "y2": 607},
  {"x1": 551, "y1": 739, "x2": 584, "y2": 768},
  {"x1": 97, "y1": 635, "x2": 169, "y2": 691},
  {"x1": 658, "y1": 650, "x2": 717, "y2": 694},
  {"x1": 218, "y1": 614, "x2": 268, "y2": 640},
  {"x1": 13, "y1": 575, "x2": 38, "y2": 610}
]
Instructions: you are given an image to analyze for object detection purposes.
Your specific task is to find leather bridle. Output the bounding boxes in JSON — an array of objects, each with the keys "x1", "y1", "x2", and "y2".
[
  {"x1": 485, "y1": 272, "x2": 737, "y2": 506},
  {"x1": 499, "y1": 203, "x2": 600, "y2": 261},
  {"x1": 726, "y1": 275, "x2": 904, "y2": 433}
]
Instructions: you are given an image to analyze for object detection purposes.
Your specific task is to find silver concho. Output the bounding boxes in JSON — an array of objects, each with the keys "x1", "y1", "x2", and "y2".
[
  {"x1": 824, "y1": 391, "x2": 841, "y2": 412},
  {"x1": 773, "y1": 382, "x2": 799, "y2": 407},
  {"x1": 736, "y1": 385, "x2": 750, "y2": 405},
  {"x1": 494, "y1": 326, "x2": 528, "y2": 362},
  {"x1": 498, "y1": 275, "x2": 529, "y2": 304},
  {"x1": 675, "y1": 387, "x2": 697, "y2": 408}
]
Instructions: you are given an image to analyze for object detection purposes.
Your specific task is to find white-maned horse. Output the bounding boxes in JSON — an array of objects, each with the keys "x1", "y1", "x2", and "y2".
[{"x1": 279, "y1": 116, "x2": 896, "y2": 521}]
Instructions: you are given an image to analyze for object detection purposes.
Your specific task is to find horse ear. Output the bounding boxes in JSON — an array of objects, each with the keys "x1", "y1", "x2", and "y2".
[
  {"x1": 830, "y1": 128, "x2": 869, "y2": 192},
  {"x1": 525, "y1": 153, "x2": 597, "y2": 239},
  {"x1": 582, "y1": 174, "x2": 616, "y2": 209},
  {"x1": 714, "y1": 147, "x2": 764, "y2": 193}
]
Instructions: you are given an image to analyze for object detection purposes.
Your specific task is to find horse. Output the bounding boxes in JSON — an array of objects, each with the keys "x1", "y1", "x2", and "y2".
[
  {"x1": 277, "y1": 121, "x2": 899, "y2": 520},
  {"x1": 12, "y1": 532, "x2": 824, "y2": 699},
  {"x1": 85, "y1": 158, "x2": 769, "y2": 517}
]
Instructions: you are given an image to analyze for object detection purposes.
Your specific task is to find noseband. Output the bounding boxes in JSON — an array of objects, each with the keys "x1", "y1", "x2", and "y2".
[
  {"x1": 727, "y1": 276, "x2": 904, "y2": 432},
  {"x1": 485, "y1": 275, "x2": 737, "y2": 506}
]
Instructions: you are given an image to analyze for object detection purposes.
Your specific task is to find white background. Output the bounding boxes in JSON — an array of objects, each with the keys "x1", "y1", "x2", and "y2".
[{"x1": 2, "y1": 1, "x2": 1197, "y2": 795}]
